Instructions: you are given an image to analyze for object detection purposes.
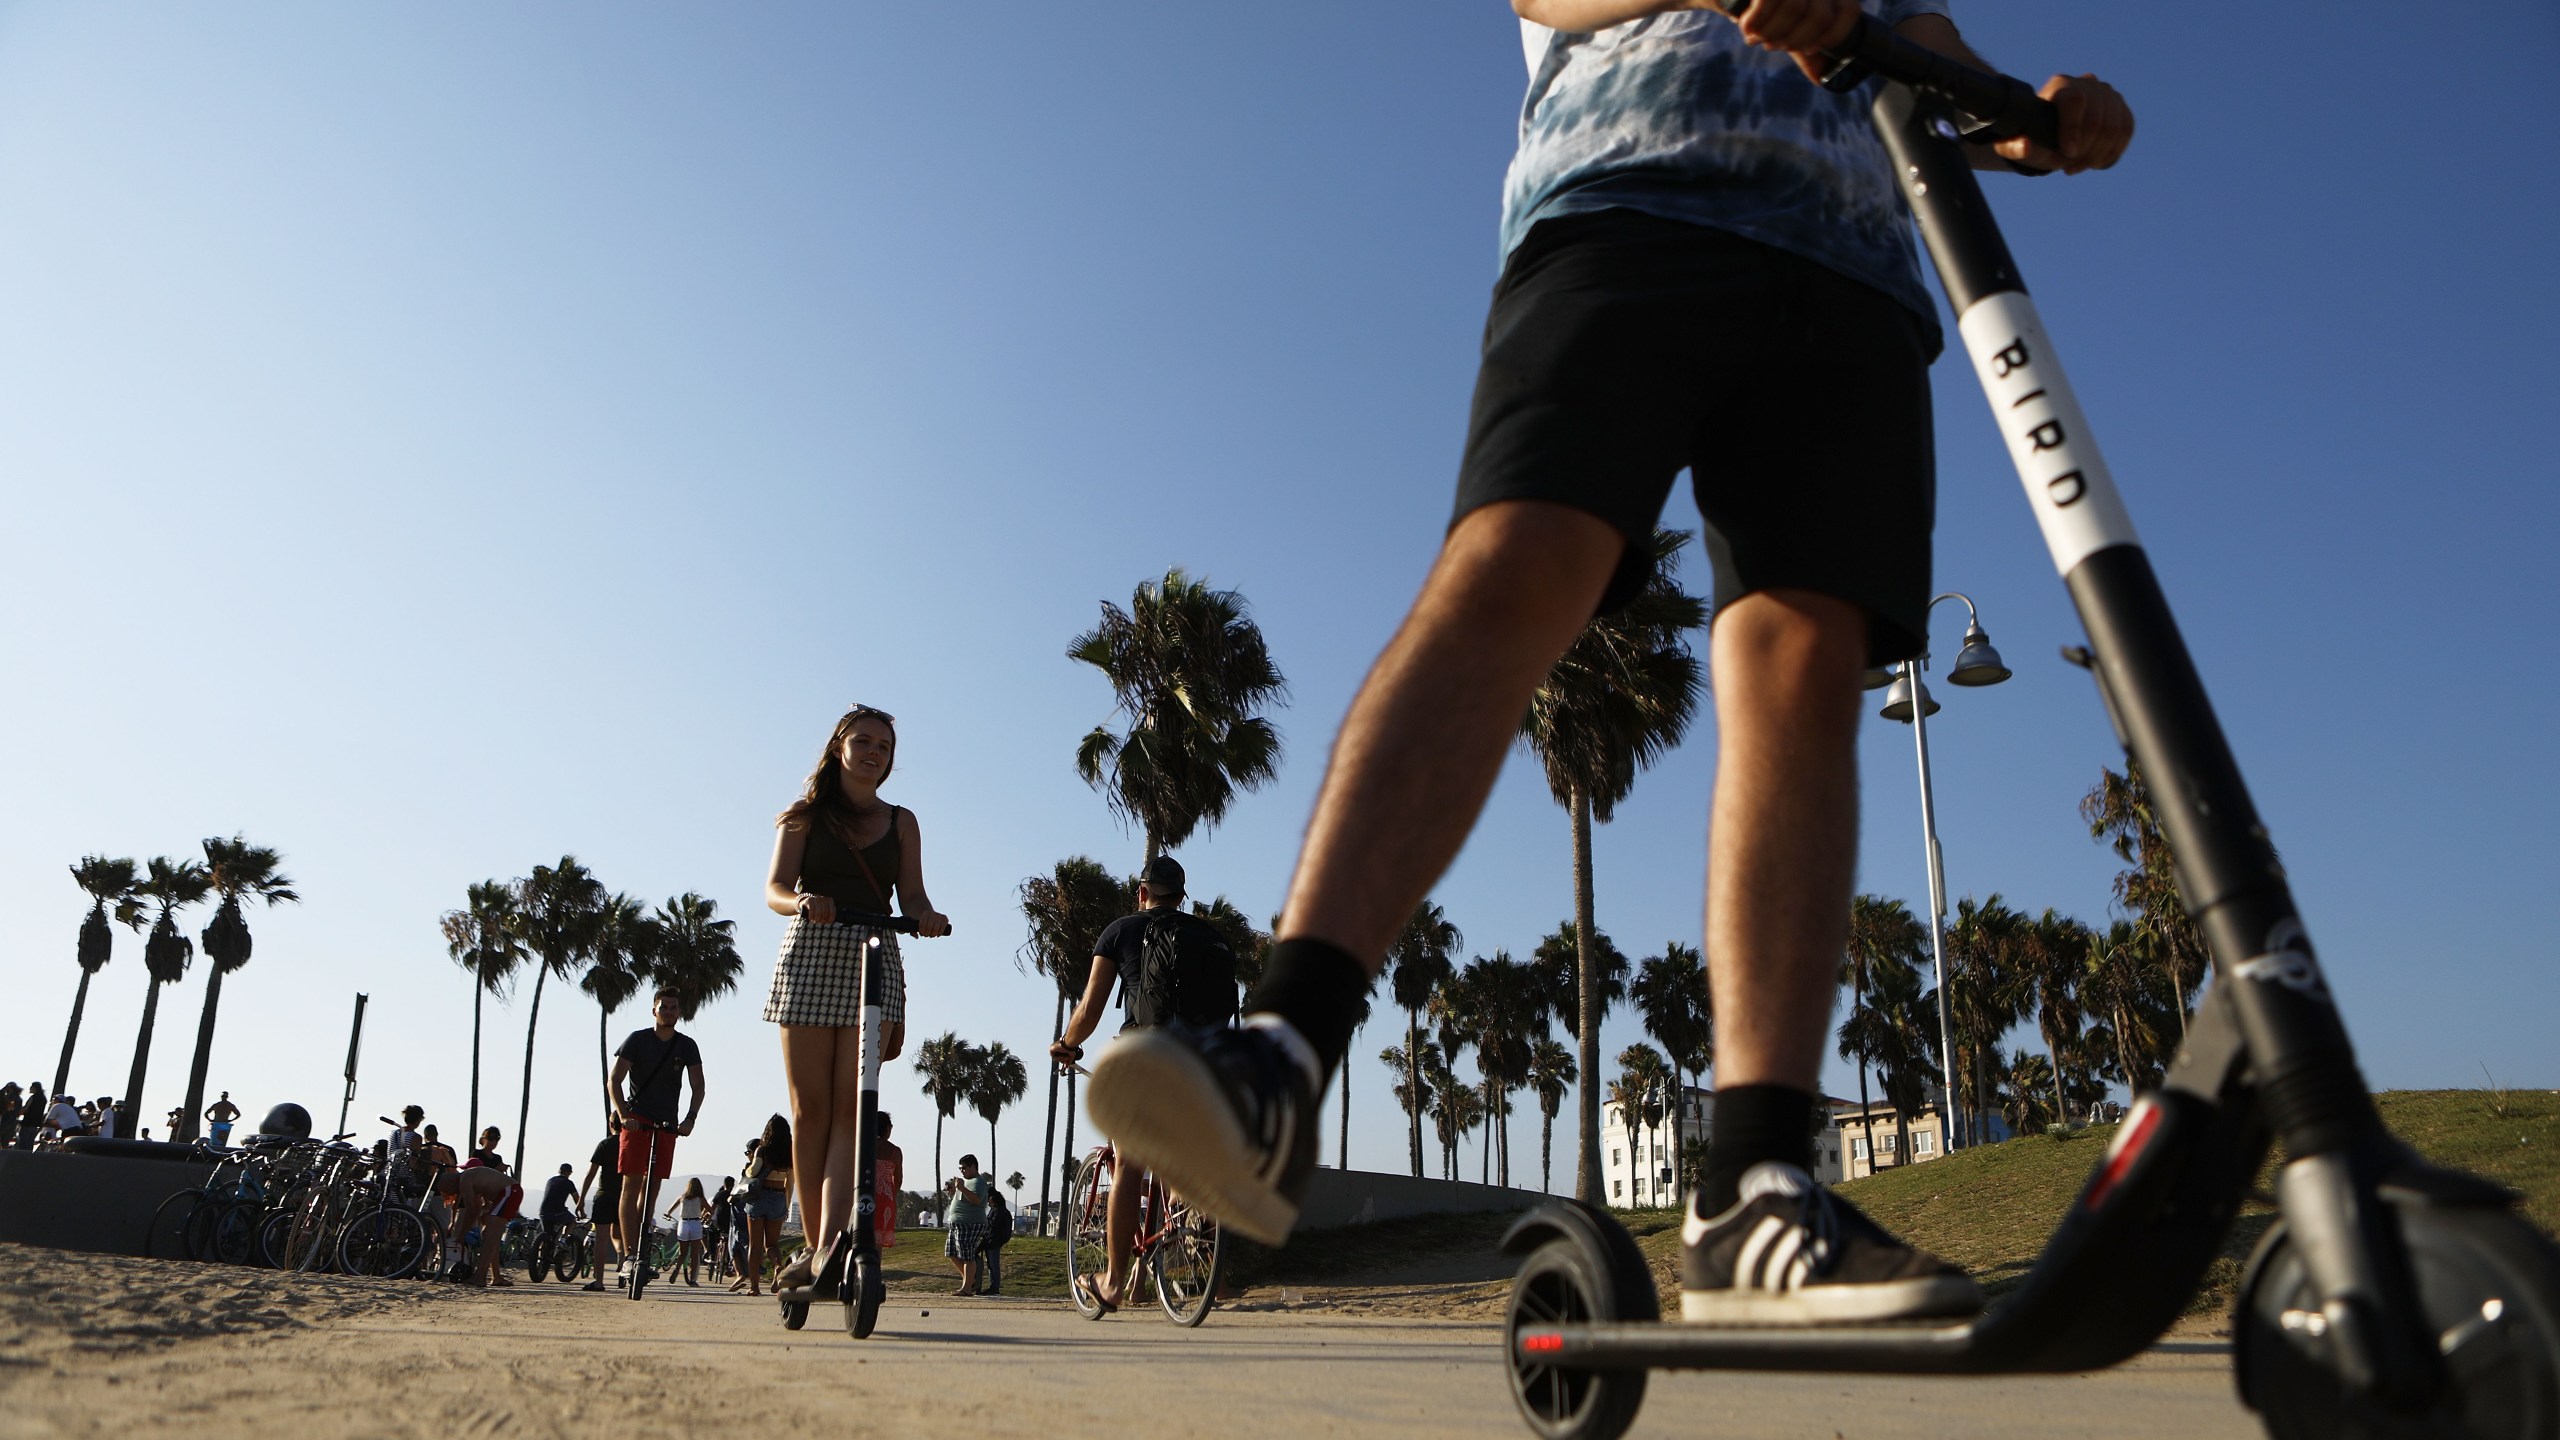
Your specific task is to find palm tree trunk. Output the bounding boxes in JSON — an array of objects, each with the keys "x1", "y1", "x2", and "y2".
[
  {"x1": 54, "y1": 969, "x2": 94, "y2": 1096},
  {"x1": 2045, "y1": 1027, "x2": 2068, "y2": 1130},
  {"x1": 1571, "y1": 786, "x2": 1602, "y2": 1206},
  {"x1": 1038, "y1": 990, "x2": 1064, "y2": 1235},
  {"x1": 1540, "y1": 1108, "x2": 1554, "y2": 1193},
  {"x1": 1339, "y1": 1058, "x2": 1350, "y2": 1171},
  {"x1": 1856, "y1": 1054, "x2": 1876, "y2": 1179},
  {"x1": 468, "y1": 983, "x2": 483, "y2": 1148},
  {"x1": 178, "y1": 967, "x2": 226, "y2": 1143},
  {"x1": 514, "y1": 965, "x2": 548, "y2": 1176},
  {"x1": 1413, "y1": 1009, "x2": 1433, "y2": 1168},
  {"x1": 933, "y1": 1106, "x2": 945, "y2": 1188},
  {"x1": 987, "y1": 1113, "x2": 998, "y2": 1180},
  {"x1": 599, "y1": 1002, "x2": 614, "y2": 1131},
  {"x1": 124, "y1": 980, "x2": 164, "y2": 1137}
]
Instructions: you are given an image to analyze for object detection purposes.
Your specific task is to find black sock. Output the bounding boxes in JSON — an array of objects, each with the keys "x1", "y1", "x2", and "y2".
[
  {"x1": 1241, "y1": 937, "x2": 1373, "y2": 1080},
  {"x1": 1702, "y1": 1085, "x2": 1816, "y2": 1215}
]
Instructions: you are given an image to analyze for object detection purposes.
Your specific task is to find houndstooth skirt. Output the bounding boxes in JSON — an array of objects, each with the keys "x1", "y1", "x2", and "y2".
[{"x1": 763, "y1": 919, "x2": 906, "y2": 1029}]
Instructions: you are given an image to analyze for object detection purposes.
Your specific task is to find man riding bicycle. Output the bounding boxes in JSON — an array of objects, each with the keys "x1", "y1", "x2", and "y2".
[{"x1": 1050, "y1": 855, "x2": 1237, "y2": 1312}]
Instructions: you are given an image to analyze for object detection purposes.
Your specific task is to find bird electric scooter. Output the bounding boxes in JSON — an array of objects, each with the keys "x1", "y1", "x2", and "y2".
[
  {"x1": 1499, "y1": 19, "x2": 2560, "y2": 1440},
  {"x1": 778, "y1": 910, "x2": 927, "y2": 1339}
]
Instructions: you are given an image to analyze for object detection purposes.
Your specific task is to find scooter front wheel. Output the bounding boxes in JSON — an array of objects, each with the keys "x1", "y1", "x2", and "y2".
[
  {"x1": 780, "y1": 1297, "x2": 809, "y2": 1330},
  {"x1": 846, "y1": 1252, "x2": 883, "y2": 1339},
  {"x1": 2236, "y1": 1199, "x2": 2560, "y2": 1439},
  {"x1": 1506, "y1": 1227, "x2": 1651, "y2": 1440}
]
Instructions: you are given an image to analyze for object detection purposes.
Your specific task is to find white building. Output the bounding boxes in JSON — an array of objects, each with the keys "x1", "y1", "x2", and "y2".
[
  {"x1": 1600, "y1": 1085, "x2": 1849, "y2": 1208},
  {"x1": 1832, "y1": 1092, "x2": 1954, "y2": 1180}
]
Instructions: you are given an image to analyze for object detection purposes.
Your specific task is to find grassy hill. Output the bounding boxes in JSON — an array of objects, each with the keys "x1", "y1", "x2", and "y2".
[
  {"x1": 1626, "y1": 1088, "x2": 2558, "y2": 1318},
  {"x1": 869, "y1": 1090, "x2": 2555, "y2": 1319}
]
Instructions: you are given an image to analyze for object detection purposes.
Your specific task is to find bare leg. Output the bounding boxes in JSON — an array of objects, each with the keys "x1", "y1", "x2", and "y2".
[
  {"x1": 1279, "y1": 501, "x2": 1622, "y2": 962},
  {"x1": 1102, "y1": 1150, "x2": 1142, "y2": 1304},
  {"x1": 817, "y1": 1027, "x2": 865, "y2": 1246},
  {"x1": 618, "y1": 1171, "x2": 647, "y2": 1263},
  {"x1": 1702, "y1": 589, "x2": 1868, "y2": 1089},
  {"x1": 780, "y1": 1026, "x2": 841, "y2": 1257}
]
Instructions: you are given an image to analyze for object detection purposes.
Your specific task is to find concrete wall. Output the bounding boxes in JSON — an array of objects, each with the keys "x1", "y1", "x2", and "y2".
[
  {"x1": 0, "y1": 1148, "x2": 215, "y2": 1255},
  {"x1": 1295, "y1": 1166, "x2": 1551, "y2": 1232}
]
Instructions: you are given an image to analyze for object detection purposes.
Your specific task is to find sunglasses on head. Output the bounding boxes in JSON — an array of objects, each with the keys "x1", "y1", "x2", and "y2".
[{"x1": 842, "y1": 705, "x2": 895, "y2": 725}]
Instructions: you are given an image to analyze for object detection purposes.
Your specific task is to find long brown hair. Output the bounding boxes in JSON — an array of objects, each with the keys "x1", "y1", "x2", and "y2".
[{"x1": 778, "y1": 706, "x2": 897, "y2": 848}]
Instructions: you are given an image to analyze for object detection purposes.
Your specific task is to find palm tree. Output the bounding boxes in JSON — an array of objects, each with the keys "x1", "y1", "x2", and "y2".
[
  {"x1": 1429, "y1": 1063, "x2": 1483, "y2": 1183},
  {"x1": 1614, "y1": 1044, "x2": 1673, "y2": 1204},
  {"x1": 1070, "y1": 567, "x2": 1287, "y2": 863},
  {"x1": 1452, "y1": 951, "x2": 1543, "y2": 1188},
  {"x1": 1386, "y1": 900, "x2": 1460, "y2": 1178},
  {"x1": 585, "y1": 893, "x2": 655, "y2": 1128},
  {"x1": 2018, "y1": 909, "x2": 2091, "y2": 1127},
  {"x1": 1017, "y1": 857, "x2": 1132, "y2": 1234},
  {"x1": 2082, "y1": 920, "x2": 2170, "y2": 1094},
  {"x1": 2081, "y1": 762, "x2": 2212, "y2": 1037},
  {"x1": 1941, "y1": 894, "x2": 2027, "y2": 1146},
  {"x1": 1006, "y1": 1170, "x2": 1026, "y2": 1211},
  {"x1": 650, "y1": 892, "x2": 741, "y2": 1019},
  {"x1": 1525, "y1": 1037, "x2": 1576, "y2": 1194},
  {"x1": 512, "y1": 857, "x2": 604, "y2": 1174},
  {"x1": 1631, "y1": 940, "x2": 1712, "y2": 1108},
  {"x1": 1998, "y1": 1050, "x2": 2059, "y2": 1134},
  {"x1": 58, "y1": 857, "x2": 140, "y2": 1095},
  {"x1": 178, "y1": 837, "x2": 298, "y2": 1141},
  {"x1": 1379, "y1": 1042, "x2": 1435, "y2": 1177},
  {"x1": 968, "y1": 1042, "x2": 1028, "y2": 1178},
  {"x1": 1520, "y1": 528, "x2": 1705, "y2": 1206},
  {"x1": 1530, "y1": 921, "x2": 1629, "y2": 1041},
  {"x1": 914, "y1": 1032, "x2": 975, "y2": 1184},
  {"x1": 124, "y1": 856, "x2": 212, "y2": 1130},
  {"x1": 441, "y1": 880, "x2": 525, "y2": 1146},
  {"x1": 1840, "y1": 895, "x2": 1926, "y2": 1175}
]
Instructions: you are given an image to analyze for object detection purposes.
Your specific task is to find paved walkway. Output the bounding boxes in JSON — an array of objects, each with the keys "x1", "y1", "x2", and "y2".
[{"x1": 1, "y1": 1275, "x2": 2267, "y2": 1439}]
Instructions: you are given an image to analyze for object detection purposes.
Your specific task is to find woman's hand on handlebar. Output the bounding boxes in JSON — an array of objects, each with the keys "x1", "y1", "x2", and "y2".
[
  {"x1": 795, "y1": 893, "x2": 837, "y2": 927},
  {"x1": 1714, "y1": 0, "x2": 1859, "y2": 83},
  {"x1": 2002, "y1": 73, "x2": 2133, "y2": 175},
  {"x1": 910, "y1": 909, "x2": 951, "y2": 938}
]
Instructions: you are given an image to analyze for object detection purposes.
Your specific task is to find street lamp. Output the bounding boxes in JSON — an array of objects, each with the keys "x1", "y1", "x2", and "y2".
[{"x1": 1876, "y1": 592, "x2": 2009, "y2": 1155}]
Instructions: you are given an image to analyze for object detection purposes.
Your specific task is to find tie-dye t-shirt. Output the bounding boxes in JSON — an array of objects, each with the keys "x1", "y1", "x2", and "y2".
[{"x1": 1504, "y1": 2, "x2": 1949, "y2": 324}]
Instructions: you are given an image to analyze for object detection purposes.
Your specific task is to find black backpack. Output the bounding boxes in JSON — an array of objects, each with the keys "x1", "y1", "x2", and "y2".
[{"x1": 1129, "y1": 910, "x2": 1239, "y2": 1030}]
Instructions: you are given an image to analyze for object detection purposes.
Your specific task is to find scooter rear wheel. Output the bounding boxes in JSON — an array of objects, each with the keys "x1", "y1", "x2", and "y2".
[
  {"x1": 780, "y1": 1297, "x2": 809, "y2": 1330},
  {"x1": 2237, "y1": 1200, "x2": 2560, "y2": 1439},
  {"x1": 1506, "y1": 1232, "x2": 1650, "y2": 1440},
  {"x1": 846, "y1": 1253, "x2": 882, "y2": 1339}
]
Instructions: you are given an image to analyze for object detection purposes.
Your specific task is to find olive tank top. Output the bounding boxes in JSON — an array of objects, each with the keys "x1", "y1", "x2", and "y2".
[{"x1": 798, "y1": 805, "x2": 902, "y2": 916}]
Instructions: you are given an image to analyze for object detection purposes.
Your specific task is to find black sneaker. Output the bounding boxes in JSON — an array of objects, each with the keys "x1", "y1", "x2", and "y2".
[
  {"x1": 1678, "y1": 1163, "x2": 1981, "y2": 1324},
  {"x1": 1085, "y1": 1021, "x2": 1317, "y2": 1246}
]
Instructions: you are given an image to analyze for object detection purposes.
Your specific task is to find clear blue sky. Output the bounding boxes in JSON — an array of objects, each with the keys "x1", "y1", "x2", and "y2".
[{"x1": 3, "y1": 4, "x2": 2553, "y2": 1196}]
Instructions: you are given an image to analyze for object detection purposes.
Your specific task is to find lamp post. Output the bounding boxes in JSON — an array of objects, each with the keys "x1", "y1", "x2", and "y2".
[{"x1": 1871, "y1": 592, "x2": 2009, "y2": 1155}]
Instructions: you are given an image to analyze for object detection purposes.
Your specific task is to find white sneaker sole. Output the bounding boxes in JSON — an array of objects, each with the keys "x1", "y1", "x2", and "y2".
[
  {"x1": 1085, "y1": 1030, "x2": 1299, "y2": 1247},
  {"x1": 1678, "y1": 1273, "x2": 1981, "y2": 1325}
]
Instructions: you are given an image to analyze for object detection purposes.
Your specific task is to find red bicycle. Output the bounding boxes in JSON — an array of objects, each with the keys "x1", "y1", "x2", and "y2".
[{"x1": 1067, "y1": 1138, "x2": 1224, "y2": 1327}]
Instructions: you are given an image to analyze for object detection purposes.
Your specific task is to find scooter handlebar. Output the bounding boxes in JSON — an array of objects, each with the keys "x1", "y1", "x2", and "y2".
[
  {"x1": 1713, "y1": 5, "x2": 2059, "y2": 152},
  {"x1": 833, "y1": 910, "x2": 928, "y2": 935}
]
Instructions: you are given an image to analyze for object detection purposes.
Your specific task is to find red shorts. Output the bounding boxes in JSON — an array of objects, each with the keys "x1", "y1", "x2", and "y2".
[
  {"x1": 617, "y1": 1123, "x2": 677, "y2": 1180},
  {"x1": 493, "y1": 1183, "x2": 524, "y2": 1221}
]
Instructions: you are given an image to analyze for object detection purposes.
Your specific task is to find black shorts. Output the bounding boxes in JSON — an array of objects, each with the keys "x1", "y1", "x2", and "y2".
[{"x1": 1452, "y1": 209, "x2": 1939, "y2": 663}]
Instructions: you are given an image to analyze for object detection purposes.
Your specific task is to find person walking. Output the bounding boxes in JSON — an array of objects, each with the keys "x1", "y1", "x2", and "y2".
[
  {"x1": 1049, "y1": 855, "x2": 1238, "y2": 1311},
  {"x1": 17, "y1": 1083, "x2": 46, "y2": 1148},
  {"x1": 204, "y1": 1093, "x2": 242, "y2": 1148},
  {"x1": 578, "y1": 1130, "x2": 625, "y2": 1292},
  {"x1": 663, "y1": 1177, "x2": 709, "y2": 1286},
  {"x1": 873, "y1": 1112, "x2": 904, "y2": 1255},
  {"x1": 707, "y1": 1177, "x2": 736, "y2": 1281},
  {"x1": 1085, "y1": 0, "x2": 2131, "y2": 1328},
  {"x1": 941, "y1": 1154, "x2": 991, "y2": 1296},
  {"x1": 732, "y1": 1115, "x2": 793, "y2": 1296},
  {"x1": 760, "y1": 705, "x2": 949, "y2": 1295},
  {"x1": 610, "y1": 988, "x2": 706, "y2": 1292}
]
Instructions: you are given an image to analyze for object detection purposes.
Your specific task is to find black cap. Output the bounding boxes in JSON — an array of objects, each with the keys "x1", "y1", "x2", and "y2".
[{"x1": 1140, "y1": 855, "x2": 1186, "y2": 897}]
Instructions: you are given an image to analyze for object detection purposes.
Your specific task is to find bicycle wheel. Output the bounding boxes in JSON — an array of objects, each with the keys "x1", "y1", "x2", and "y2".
[
  {"x1": 255, "y1": 1209, "x2": 296, "y2": 1270},
  {"x1": 144, "y1": 1190, "x2": 202, "y2": 1261},
  {"x1": 338, "y1": 1207, "x2": 430, "y2": 1279},
  {"x1": 208, "y1": 1202, "x2": 260, "y2": 1266},
  {"x1": 1153, "y1": 1198, "x2": 1223, "y2": 1327},
  {"x1": 1067, "y1": 1153, "x2": 1112, "y2": 1320}
]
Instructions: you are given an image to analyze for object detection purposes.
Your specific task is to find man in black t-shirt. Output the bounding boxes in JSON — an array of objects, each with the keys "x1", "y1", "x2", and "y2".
[
  {"x1": 610, "y1": 989, "x2": 706, "y2": 1284},
  {"x1": 1047, "y1": 855, "x2": 1235, "y2": 1310}
]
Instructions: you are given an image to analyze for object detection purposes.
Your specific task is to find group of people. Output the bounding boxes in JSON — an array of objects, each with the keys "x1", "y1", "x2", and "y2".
[{"x1": 0, "y1": 1084, "x2": 245, "y2": 1149}]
